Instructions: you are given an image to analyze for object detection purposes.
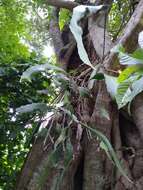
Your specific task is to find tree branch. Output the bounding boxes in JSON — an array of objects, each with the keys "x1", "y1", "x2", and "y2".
[
  {"x1": 45, "y1": 0, "x2": 79, "y2": 10},
  {"x1": 94, "y1": 0, "x2": 113, "y2": 6},
  {"x1": 105, "y1": 0, "x2": 143, "y2": 71},
  {"x1": 102, "y1": 0, "x2": 143, "y2": 143},
  {"x1": 49, "y1": 7, "x2": 63, "y2": 58}
]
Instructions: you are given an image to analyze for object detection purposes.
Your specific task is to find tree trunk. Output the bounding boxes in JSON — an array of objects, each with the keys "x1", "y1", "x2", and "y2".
[{"x1": 16, "y1": 0, "x2": 143, "y2": 189}]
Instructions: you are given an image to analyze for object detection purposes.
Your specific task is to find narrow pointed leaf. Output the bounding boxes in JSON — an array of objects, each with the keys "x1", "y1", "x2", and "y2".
[
  {"x1": 16, "y1": 103, "x2": 50, "y2": 114},
  {"x1": 21, "y1": 63, "x2": 65, "y2": 81},
  {"x1": 69, "y1": 5, "x2": 103, "y2": 69}
]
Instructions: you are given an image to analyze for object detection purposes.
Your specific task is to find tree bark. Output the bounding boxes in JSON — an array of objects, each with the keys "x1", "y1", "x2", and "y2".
[
  {"x1": 16, "y1": 0, "x2": 143, "y2": 189},
  {"x1": 45, "y1": 0, "x2": 78, "y2": 10}
]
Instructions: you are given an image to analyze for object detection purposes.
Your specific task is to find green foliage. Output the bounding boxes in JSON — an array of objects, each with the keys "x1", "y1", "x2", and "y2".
[
  {"x1": 117, "y1": 66, "x2": 140, "y2": 82},
  {"x1": 115, "y1": 75, "x2": 138, "y2": 108},
  {"x1": 0, "y1": 0, "x2": 31, "y2": 63},
  {"x1": 104, "y1": 74, "x2": 118, "y2": 99},
  {"x1": 0, "y1": 0, "x2": 140, "y2": 189},
  {"x1": 114, "y1": 32, "x2": 143, "y2": 108},
  {"x1": 69, "y1": 5, "x2": 105, "y2": 70},
  {"x1": 21, "y1": 61, "x2": 65, "y2": 82},
  {"x1": 36, "y1": 125, "x2": 73, "y2": 190},
  {"x1": 108, "y1": 0, "x2": 132, "y2": 40},
  {"x1": 0, "y1": 55, "x2": 57, "y2": 189},
  {"x1": 113, "y1": 47, "x2": 143, "y2": 65},
  {"x1": 59, "y1": 9, "x2": 71, "y2": 30},
  {"x1": 60, "y1": 107, "x2": 131, "y2": 183}
]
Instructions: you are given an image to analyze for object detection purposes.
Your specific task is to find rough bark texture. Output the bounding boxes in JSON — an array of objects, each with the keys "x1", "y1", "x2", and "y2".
[
  {"x1": 45, "y1": 0, "x2": 78, "y2": 10},
  {"x1": 16, "y1": 0, "x2": 143, "y2": 189}
]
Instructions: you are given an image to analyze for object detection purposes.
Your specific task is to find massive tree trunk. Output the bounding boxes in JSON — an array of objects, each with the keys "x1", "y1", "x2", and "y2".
[{"x1": 16, "y1": 0, "x2": 143, "y2": 189}]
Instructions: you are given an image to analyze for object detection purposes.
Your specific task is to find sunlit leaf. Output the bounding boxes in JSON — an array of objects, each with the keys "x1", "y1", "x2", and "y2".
[
  {"x1": 118, "y1": 66, "x2": 139, "y2": 82},
  {"x1": 69, "y1": 5, "x2": 104, "y2": 69},
  {"x1": 115, "y1": 75, "x2": 139, "y2": 108},
  {"x1": 132, "y1": 48, "x2": 143, "y2": 60},
  {"x1": 104, "y1": 74, "x2": 118, "y2": 99}
]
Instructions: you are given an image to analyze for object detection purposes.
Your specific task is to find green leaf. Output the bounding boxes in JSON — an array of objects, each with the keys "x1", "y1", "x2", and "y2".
[
  {"x1": 69, "y1": 5, "x2": 104, "y2": 70},
  {"x1": 104, "y1": 74, "x2": 118, "y2": 99},
  {"x1": 118, "y1": 66, "x2": 139, "y2": 82},
  {"x1": 91, "y1": 73, "x2": 105, "y2": 80},
  {"x1": 112, "y1": 44, "x2": 143, "y2": 65},
  {"x1": 59, "y1": 9, "x2": 71, "y2": 30},
  {"x1": 21, "y1": 62, "x2": 65, "y2": 81},
  {"x1": 132, "y1": 48, "x2": 143, "y2": 60},
  {"x1": 16, "y1": 103, "x2": 50, "y2": 114},
  {"x1": 115, "y1": 75, "x2": 138, "y2": 108},
  {"x1": 118, "y1": 52, "x2": 143, "y2": 65},
  {"x1": 124, "y1": 76, "x2": 143, "y2": 105}
]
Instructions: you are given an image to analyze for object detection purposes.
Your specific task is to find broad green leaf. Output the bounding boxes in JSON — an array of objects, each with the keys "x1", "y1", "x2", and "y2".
[
  {"x1": 91, "y1": 73, "x2": 105, "y2": 80},
  {"x1": 132, "y1": 48, "x2": 143, "y2": 60},
  {"x1": 118, "y1": 66, "x2": 139, "y2": 82},
  {"x1": 104, "y1": 74, "x2": 118, "y2": 99},
  {"x1": 115, "y1": 75, "x2": 138, "y2": 109},
  {"x1": 16, "y1": 103, "x2": 50, "y2": 114},
  {"x1": 69, "y1": 5, "x2": 104, "y2": 69},
  {"x1": 59, "y1": 9, "x2": 71, "y2": 30},
  {"x1": 118, "y1": 52, "x2": 143, "y2": 65},
  {"x1": 124, "y1": 76, "x2": 143, "y2": 105},
  {"x1": 112, "y1": 44, "x2": 143, "y2": 65},
  {"x1": 21, "y1": 62, "x2": 65, "y2": 81}
]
